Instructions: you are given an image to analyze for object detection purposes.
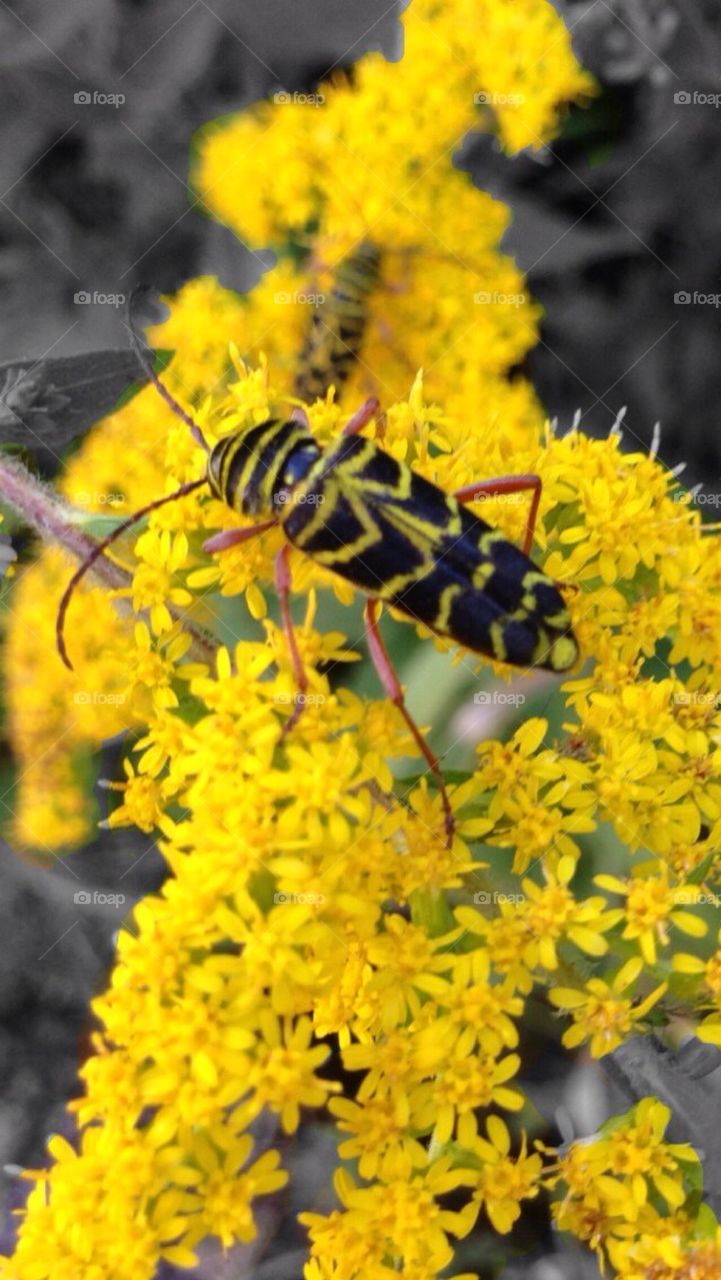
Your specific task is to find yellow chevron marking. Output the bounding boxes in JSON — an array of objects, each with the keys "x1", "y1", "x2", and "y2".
[
  {"x1": 478, "y1": 529, "x2": 507, "y2": 555},
  {"x1": 544, "y1": 607, "x2": 571, "y2": 628},
  {"x1": 435, "y1": 583, "x2": 462, "y2": 631},
  {"x1": 472, "y1": 560, "x2": 495, "y2": 589},
  {"x1": 489, "y1": 621, "x2": 509, "y2": 662},
  {"x1": 550, "y1": 636, "x2": 578, "y2": 671}
]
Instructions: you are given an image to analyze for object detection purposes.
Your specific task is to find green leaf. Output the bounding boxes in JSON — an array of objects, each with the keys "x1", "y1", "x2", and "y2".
[
  {"x1": 693, "y1": 1202, "x2": 720, "y2": 1238},
  {"x1": 395, "y1": 769, "x2": 475, "y2": 789}
]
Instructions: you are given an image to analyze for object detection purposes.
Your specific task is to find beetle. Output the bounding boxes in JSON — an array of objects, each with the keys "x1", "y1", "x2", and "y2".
[
  {"x1": 293, "y1": 239, "x2": 381, "y2": 404},
  {"x1": 56, "y1": 308, "x2": 578, "y2": 844}
]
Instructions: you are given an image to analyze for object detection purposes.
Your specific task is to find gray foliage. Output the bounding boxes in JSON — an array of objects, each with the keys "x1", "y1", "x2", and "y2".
[
  {"x1": 474, "y1": 0, "x2": 721, "y2": 481},
  {"x1": 0, "y1": 349, "x2": 152, "y2": 466},
  {"x1": 606, "y1": 1035, "x2": 721, "y2": 1214},
  {"x1": 0, "y1": 829, "x2": 164, "y2": 1173}
]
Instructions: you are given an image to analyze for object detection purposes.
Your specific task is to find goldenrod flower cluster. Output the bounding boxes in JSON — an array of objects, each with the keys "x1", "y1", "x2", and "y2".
[
  {"x1": 2, "y1": 3, "x2": 720, "y2": 1279},
  {"x1": 549, "y1": 1099, "x2": 714, "y2": 1278},
  {"x1": 195, "y1": 0, "x2": 593, "y2": 422}
]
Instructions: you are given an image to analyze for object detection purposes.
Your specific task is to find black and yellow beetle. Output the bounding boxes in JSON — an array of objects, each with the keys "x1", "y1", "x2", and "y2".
[
  {"x1": 293, "y1": 239, "x2": 381, "y2": 403},
  {"x1": 56, "y1": 305, "x2": 578, "y2": 843}
]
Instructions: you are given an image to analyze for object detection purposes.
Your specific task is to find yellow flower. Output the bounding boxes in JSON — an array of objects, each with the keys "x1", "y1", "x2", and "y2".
[
  {"x1": 411, "y1": 1033, "x2": 524, "y2": 1142},
  {"x1": 183, "y1": 1133, "x2": 287, "y2": 1248},
  {"x1": 303, "y1": 1161, "x2": 476, "y2": 1276},
  {"x1": 329, "y1": 1092, "x2": 427, "y2": 1180},
  {"x1": 600, "y1": 1099, "x2": 699, "y2": 1208},
  {"x1": 102, "y1": 757, "x2": 171, "y2": 833},
  {"x1": 456, "y1": 855, "x2": 620, "y2": 980},
  {"x1": 548, "y1": 1099, "x2": 700, "y2": 1270},
  {"x1": 550, "y1": 957, "x2": 667, "y2": 1057},
  {"x1": 6, "y1": 3, "x2": 721, "y2": 1279},
  {"x1": 244, "y1": 1014, "x2": 339, "y2": 1134},
  {"x1": 457, "y1": 1113, "x2": 543, "y2": 1233},
  {"x1": 469, "y1": 718, "x2": 597, "y2": 873},
  {"x1": 596, "y1": 869, "x2": 707, "y2": 964},
  {"x1": 123, "y1": 528, "x2": 194, "y2": 635}
]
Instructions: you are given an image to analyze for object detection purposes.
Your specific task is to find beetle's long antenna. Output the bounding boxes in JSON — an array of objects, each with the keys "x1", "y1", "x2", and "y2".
[
  {"x1": 128, "y1": 287, "x2": 210, "y2": 454},
  {"x1": 56, "y1": 478, "x2": 206, "y2": 670}
]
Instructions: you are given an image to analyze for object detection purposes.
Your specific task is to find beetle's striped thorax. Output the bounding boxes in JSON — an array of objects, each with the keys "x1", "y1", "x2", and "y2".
[{"x1": 207, "y1": 418, "x2": 321, "y2": 518}]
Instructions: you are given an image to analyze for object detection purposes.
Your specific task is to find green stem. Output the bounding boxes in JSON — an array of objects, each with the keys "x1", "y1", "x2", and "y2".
[{"x1": 410, "y1": 887, "x2": 456, "y2": 936}]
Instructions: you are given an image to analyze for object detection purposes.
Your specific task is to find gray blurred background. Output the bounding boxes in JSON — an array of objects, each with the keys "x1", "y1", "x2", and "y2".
[{"x1": 1, "y1": 2, "x2": 720, "y2": 1276}]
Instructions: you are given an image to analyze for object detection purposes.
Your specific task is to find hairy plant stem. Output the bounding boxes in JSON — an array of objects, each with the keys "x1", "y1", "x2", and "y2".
[{"x1": 0, "y1": 454, "x2": 217, "y2": 666}]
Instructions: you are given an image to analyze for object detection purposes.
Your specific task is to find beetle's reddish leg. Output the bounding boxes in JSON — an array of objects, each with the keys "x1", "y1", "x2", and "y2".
[
  {"x1": 454, "y1": 474, "x2": 542, "y2": 557},
  {"x1": 275, "y1": 544, "x2": 309, "y2": 737},
  {"x1": 342, "y1": 397, "x2": 381, "y2": 437},
  {"x1": 365, "y1": 598, "x2": 454, "y2": 847},
  {"x1": 203, "y1": 519, "x2": 277, "y2": 554}
]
